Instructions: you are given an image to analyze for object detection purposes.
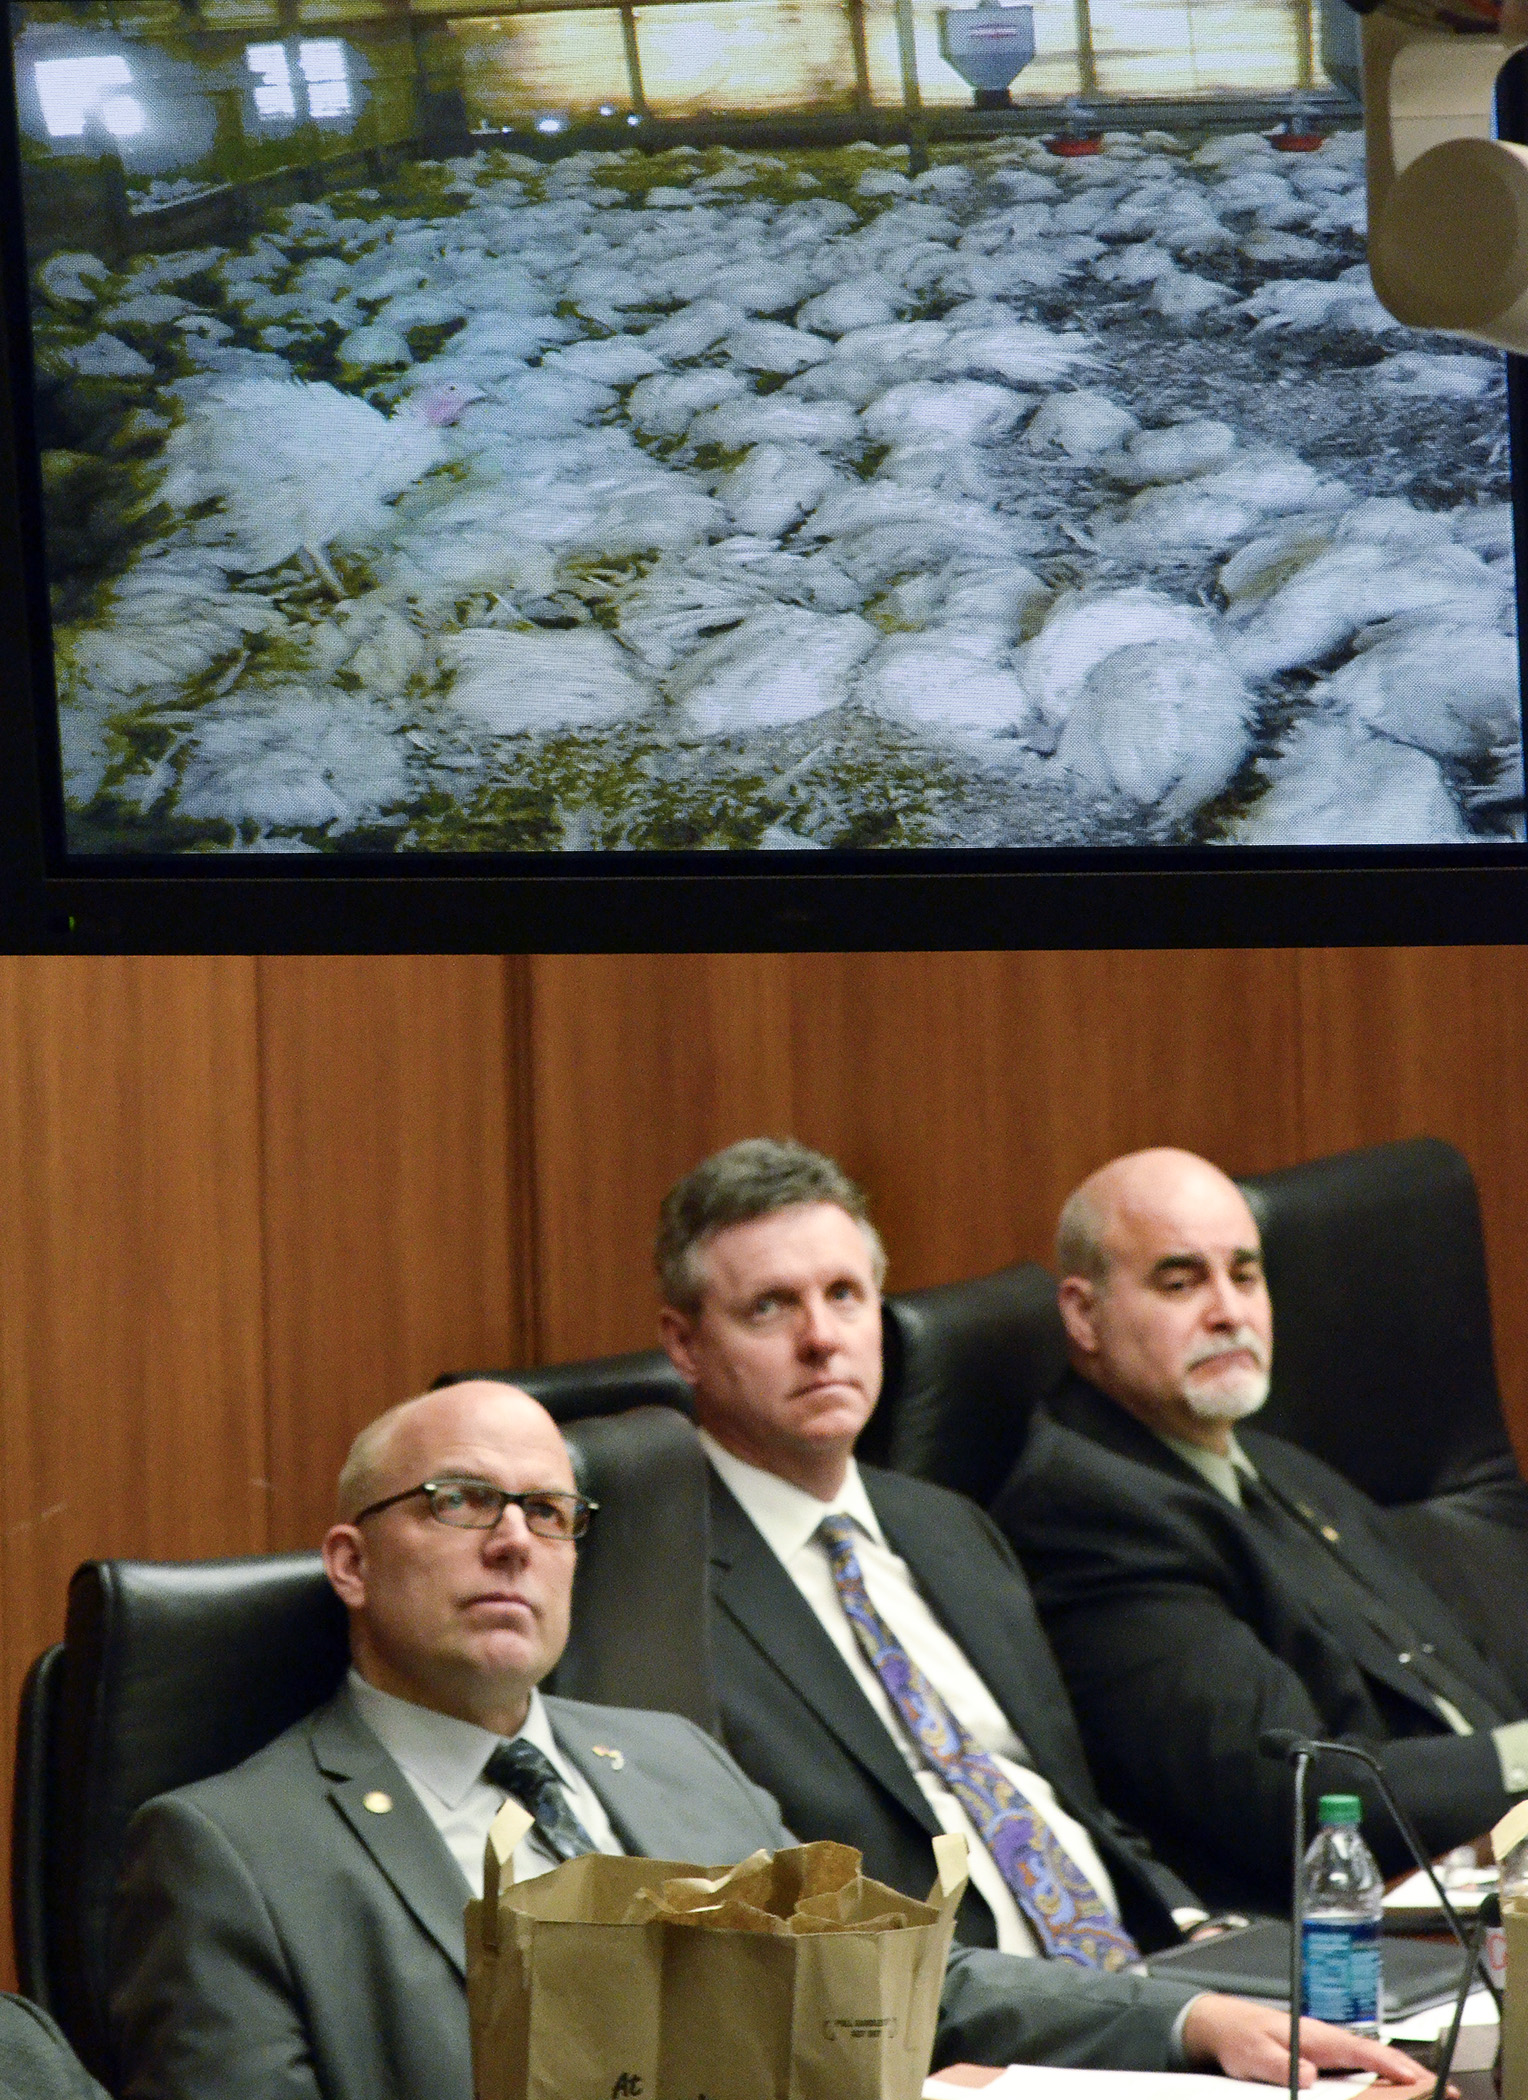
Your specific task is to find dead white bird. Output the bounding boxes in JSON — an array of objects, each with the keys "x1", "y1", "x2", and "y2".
[{"x1": 155, "y1": 375, "x2": 481, "y2": 594}]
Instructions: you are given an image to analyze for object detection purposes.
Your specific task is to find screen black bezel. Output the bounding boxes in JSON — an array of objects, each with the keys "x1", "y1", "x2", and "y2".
[{"x1": 5, "y1": 11, "x2": 1528, "y2": 955}]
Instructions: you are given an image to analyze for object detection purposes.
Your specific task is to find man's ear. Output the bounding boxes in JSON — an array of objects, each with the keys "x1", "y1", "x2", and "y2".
[
  {"x1": 657, "y1": 1305, "x2": 701, "y2": 1383},
  {"x1": 322, "y1": 1523, "x2": 367, "y2": 1610},
  {"x1": 1057, "y1": 1277, "x2": 1101, "y2": 1357}
]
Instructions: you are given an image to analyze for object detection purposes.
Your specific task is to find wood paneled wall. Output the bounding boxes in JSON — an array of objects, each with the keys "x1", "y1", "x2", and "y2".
[{"x1": 1, "y1": 944, "x2": 1526, "y2": 1992}]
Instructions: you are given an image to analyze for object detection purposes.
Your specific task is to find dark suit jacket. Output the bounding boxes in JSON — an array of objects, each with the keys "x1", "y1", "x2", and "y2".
[
  {"x1": 110, "y1": 1686, "x2": 790, "y2": 2100},
  {"x1": 706, "y1": 1463, "x2": 1200, "y2": 1961},
  {"x1": 993, "y1": 1376, "x2": 1526, "y2": 1911},
  {"x1": 0, "y1": 1997, "x2": 109, "y2": 2100}
]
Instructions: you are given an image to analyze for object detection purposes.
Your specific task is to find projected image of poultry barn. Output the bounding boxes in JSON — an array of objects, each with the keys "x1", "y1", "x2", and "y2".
[{"x1": 11, "y1": 0, "x2": 1523, "y2": 852}]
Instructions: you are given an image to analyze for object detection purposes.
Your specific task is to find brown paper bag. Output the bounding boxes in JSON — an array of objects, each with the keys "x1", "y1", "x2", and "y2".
[
  {"x1": 1495, "y1": 1804, "x2": 1528, "y2": 2100},
  {"x1": 465, "y1": 1811, "x2": 968, "y2": 2100}
]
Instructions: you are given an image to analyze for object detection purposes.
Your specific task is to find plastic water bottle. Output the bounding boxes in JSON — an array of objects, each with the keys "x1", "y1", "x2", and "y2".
[{"x1": 1301, "y1": 1794, "x2": 1384, "y2": 2037}]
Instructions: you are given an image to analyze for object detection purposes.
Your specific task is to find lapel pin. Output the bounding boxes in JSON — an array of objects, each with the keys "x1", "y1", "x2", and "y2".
[
  {"x1": 590, "y1": 1745, "x2": 625, "y2": 1770},
  {"x1": 363, "y1": 1790, "x2": 393, "y2": 1814},
  {"x1": 1321, "y1": 1525, "x2": 1340, "y2": 1542}
]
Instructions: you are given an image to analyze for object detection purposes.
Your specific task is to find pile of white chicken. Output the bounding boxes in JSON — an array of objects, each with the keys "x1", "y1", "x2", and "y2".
[{"x1": 36, "y1": 121, "x2": 1523, "y2": 850}]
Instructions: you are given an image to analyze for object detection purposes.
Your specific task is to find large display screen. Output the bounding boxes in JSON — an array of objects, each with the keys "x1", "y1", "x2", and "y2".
[{"x1": 7, "y1": 0, "x2": 1525, "y2": 860}]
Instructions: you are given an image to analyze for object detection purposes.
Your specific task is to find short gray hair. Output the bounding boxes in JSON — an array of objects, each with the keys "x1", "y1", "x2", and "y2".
[
  {"x1": 1055, "y1": 1185, "x2": 1111, "y2": 1287},
  {"x1": 657, "y1": 1138, "x2": 886, "y2": 1316}
]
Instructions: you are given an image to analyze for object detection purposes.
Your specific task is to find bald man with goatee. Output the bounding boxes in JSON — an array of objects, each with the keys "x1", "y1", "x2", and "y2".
[{"x1": 993, "y1": 1147, "x2": 1528, "y2": 1914}]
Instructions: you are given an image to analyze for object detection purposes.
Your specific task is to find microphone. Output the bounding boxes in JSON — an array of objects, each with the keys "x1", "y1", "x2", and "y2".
[
  {"x1": 1257, "y1": 1728, "x2": 1501, "y2": 2011},
  {"x1": 1259, "y1": 1729, "x2": 1308, "y2": 1761}
]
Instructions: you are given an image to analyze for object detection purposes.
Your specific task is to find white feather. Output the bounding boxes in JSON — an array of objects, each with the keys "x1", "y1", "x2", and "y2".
[{"x1": 155, "y1": 376, "x2": 460, "y2": 578}]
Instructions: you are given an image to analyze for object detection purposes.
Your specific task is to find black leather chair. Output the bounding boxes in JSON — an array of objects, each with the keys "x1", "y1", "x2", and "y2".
[
  {"x1": 449, "y1": 1349, "x2": 694, "y2": 1425},
  {"x1": 1240, "y1": 1136, "x2": 1528, "y2": 1705},
  {"x1": 874, "y1": 1264, "x2": 1066, "y2": 1493},
  {"x1": 11, "y1": 1404, "x2": 714, "y2": 2082},
  {"x1": 1241, "y1": 1137, "x2": 1510, "y2": 1497}
]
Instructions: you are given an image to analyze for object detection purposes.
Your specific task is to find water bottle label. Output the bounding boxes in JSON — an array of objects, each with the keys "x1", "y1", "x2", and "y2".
[{"x1": 1302, "y1": 1917, "x2": 1381, "y2": 2027}]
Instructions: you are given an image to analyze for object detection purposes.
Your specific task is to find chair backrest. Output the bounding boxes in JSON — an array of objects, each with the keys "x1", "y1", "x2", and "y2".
[
  {"x1": 1239, "y1": 1135, "x2": 1511, "y2": 1504},
  {"x1": 871, "y1": 1264, "x2": 1066, "y2": 1495},
  {"x1": 439, "y1": 1349, "x2": 693, "y2": 1423},
  {"x1": 12, "y1": 1405, "x2": 714, "y2": 2079},
  {"x1": 30, "y1": 1555, "x2": 350, "y2": 2077}
]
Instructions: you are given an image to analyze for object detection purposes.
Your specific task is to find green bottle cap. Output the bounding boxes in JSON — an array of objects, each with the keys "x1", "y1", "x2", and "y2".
[{"x1": 1318, "y1": 1794, "x2": 1363, "y2": 1825}]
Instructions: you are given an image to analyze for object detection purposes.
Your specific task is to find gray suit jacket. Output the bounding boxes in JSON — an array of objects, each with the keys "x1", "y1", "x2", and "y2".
[
  {"x1": 0, "y1": 1997, "x2": 109, "y2": 2100},
  {"x1": 110, "y1": 1686, "x2": 789, "y2": 2100},
  {"x1": 111, "y1": 1683, "x2": 1201, "y2": 2100}
]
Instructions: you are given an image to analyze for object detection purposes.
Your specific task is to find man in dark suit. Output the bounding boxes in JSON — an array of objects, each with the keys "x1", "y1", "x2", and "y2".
[
  {"x1": 992, "y1": 1146, "x2": 1528, "y2": 1913},
  {"x1": 655, "y1": 1138, "x2": 1434, "y2": 2089}
]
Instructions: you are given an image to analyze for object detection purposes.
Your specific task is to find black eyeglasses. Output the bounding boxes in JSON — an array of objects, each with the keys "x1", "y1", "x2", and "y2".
[{"x1": 352, "y1": 1478, "x2": 598, "y2": 1540}]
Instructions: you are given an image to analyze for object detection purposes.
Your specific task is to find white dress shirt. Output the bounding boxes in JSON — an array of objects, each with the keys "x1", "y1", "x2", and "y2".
[
  {"x1": 348, "y1": 1671, "x2": 624, "y2": 1895},
  {"x1": 700, "y1": 1434, "x2": 1121, "y2": 1958}
]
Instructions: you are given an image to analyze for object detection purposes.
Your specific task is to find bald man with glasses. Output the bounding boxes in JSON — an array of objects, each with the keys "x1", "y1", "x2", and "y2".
[{"x1": 109, "y1": 1382, "x2": 791, "y2": 2100}]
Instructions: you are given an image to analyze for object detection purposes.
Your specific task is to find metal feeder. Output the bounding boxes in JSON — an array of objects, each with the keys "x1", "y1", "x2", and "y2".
[{"x1": 937, "y1": 0, "x2": 1036, "y2": 109}]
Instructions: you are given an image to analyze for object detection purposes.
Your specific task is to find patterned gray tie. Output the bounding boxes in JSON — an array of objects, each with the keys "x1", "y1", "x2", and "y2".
[{"x1": 484, "y1": 1737, "x2": 598, "y2": 1862}]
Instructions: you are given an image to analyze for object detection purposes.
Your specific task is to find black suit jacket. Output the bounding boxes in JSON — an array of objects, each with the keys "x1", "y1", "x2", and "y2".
[
  {"x1": 706, "y1": 1460, "x2": 1199, "y2": 1957},
  {"x1": 993, "y1": 1376, "x2": 1525, "y2": 1911}
]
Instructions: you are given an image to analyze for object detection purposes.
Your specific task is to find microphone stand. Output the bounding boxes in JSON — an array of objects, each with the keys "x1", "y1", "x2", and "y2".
[
  {"x1": 1263, "y1": 1732, "x2": 1503, "y2": 2013},
  {"x1": 1307, "y1": 1738, "x2": 1503, "y2": 2012},
  {"x1": 1290, "y1": 1746, "x2": 1311, "y2": 2100},
  {"x1": 1428, "y1": 1895, "x2": 1498, "y2": 2100}
]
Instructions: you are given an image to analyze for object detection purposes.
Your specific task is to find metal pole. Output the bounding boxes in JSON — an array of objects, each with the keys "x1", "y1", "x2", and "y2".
[
  {"x1": 893, "y1": 0, "x2": 928, "y2": 173},
  {"x1": 1072, "y1": 0, "x2": 1098, "y2": 97},
  {"x1": 1293, "y1": 0, "x2": 1316, "y2": 91},
  {"x1": 619, "y1": 3, "x2": 651, "y2": 117},
  {"x1": 847, "y1": 0, "x2": 874, "y2": 120}
]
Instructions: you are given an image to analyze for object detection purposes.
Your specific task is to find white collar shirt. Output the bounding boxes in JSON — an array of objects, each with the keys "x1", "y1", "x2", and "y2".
[
  {"x1": 1158, "y1": 1430, "x2": 1257, "y2": 1508},
  {"x1": 700, "y1": 1434, "x2": 1120, "y2": 1959},
  {"x1": 347, "y1": 1671, "x2": 623, "y2": 1896}
]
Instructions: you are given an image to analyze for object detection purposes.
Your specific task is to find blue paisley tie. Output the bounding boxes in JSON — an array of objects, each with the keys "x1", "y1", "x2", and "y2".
[
  {"x1": 816, "y1": 1513, "x2": 1140, "y2": 1972},
  {"x1": 484, "y1": 1738, "x2": 598, "y2": 1863}
]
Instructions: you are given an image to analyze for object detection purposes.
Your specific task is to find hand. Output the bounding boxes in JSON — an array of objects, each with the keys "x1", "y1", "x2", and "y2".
[
  {"x1": 1180, "y1": 1996, "x2": 1449, "y2": 2092},
  {"x1": 1186, "y1": 1914, "x2": 1253, "y2": 1942}
]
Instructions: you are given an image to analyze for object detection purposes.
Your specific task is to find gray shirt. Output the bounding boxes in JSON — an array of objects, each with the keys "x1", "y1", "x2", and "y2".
[{"x1": 347, "y1": 1672, "x2": 623, "y2": 1894}]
